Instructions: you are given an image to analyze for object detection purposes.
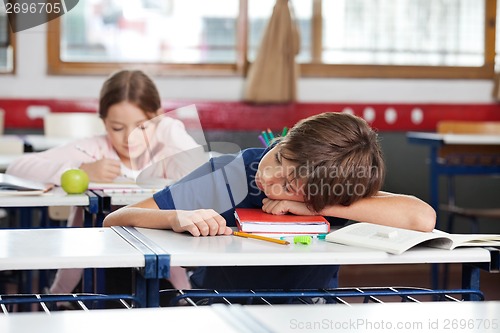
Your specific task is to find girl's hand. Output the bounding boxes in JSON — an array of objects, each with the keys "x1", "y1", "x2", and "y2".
[
  {"x1": 80, "y1": 159, "x2": 121, "y2": 182},
  {"x1": 174, "y1": 209, "x2": 232, "y2": 237},
  {"x1": 262, "y1": 198, "x2": 318, "y2": 216}
]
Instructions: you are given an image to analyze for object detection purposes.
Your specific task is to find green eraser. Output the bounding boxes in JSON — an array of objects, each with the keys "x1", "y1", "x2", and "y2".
[{"x1": 293, "y1": 235, "x2": 312, "y2": 245}]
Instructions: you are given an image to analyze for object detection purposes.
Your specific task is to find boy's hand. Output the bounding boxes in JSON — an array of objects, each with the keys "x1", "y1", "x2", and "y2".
[
  {"x1": 80, "y1": 159, "x2": 121, "y2": 182},
  {"x1": 262, "y1": 198, "x2": 318, "y2": 216},
  {"x1": 174, "y1": 209, "x2": 232, "y2": 237}
]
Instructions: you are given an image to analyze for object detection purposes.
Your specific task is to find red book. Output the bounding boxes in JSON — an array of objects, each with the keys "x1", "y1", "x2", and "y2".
[{"x1": 234, "y1": 208, "x2": 330, "y2": 234}]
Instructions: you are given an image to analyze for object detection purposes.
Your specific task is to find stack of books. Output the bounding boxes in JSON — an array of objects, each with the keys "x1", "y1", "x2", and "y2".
[{"x1": 234, "y1": 208, "x2": 330, "y2": 235}]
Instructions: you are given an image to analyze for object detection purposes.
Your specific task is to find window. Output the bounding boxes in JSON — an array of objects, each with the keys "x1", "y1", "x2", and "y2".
[
  {"x1": 495, "y1": 0, "x2": 500, "y2": 71},
  {"x1": 48, "y1": 0, "x2": 496, "y2": 78},
  {"x1": 0, "y1": 4, "x2": 14, "y2": 74},
  {"x1": 49, "y1": 0, "x2": 242, "y2": 75},
  {"x1": 322, "y1": 0, "x2": 484, "y2": 66}
]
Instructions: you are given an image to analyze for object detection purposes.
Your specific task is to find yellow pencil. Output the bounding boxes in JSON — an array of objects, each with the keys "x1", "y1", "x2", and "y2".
[{"x1": 233, "y1": 231, "x2": 290, "y2": 245}]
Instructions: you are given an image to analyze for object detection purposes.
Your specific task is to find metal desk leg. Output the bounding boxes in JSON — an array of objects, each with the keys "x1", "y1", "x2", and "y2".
[
  {"x1": 119, "y1": 226, "x2": 172, "y2": 307},
  {"x1": 82, "y1": 268, "x2": 94, "y2": 294},
  {"x1": 19, "y1": 207, "x2": 32, "y2": 229},
  {"x1": 85, "y1": 191, "x2": 100, "y2": 228},
  {"x1": 146, "y1": 278, "x2": 160, "y2": 307},
  {"x1": 462, "y1": 264, "x2": 481, "y2": 301},
  {"x1": 429, "y1": 145, "x2": 442, "y2": 291},
  {"x1": 134, "y1": 270, "x2": 148, "y2": 308},
  {"x1": 90, "y1": 190, "x2": 111, "y2": 227},
  {"x1": 112, "y1": 226, "x2": 160, "y2": 307},
  {"x1": 429, "y1": 145, "x2": 440, "y2": 227}
]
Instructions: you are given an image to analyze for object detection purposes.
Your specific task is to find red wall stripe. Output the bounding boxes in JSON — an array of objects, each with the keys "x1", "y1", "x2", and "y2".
[{"x1": 2, "y1": 99, "x2": 500, "y2": 132}]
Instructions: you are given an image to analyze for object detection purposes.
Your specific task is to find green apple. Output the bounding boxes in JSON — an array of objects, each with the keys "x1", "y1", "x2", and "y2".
[{"x1": 60, "y1": 169, "x2": 89, "y2": 194}]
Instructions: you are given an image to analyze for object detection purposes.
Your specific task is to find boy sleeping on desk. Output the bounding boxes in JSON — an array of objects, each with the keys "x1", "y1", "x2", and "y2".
[{"x1": 104, "y1": 112, "x2": 435, "y2": 290}]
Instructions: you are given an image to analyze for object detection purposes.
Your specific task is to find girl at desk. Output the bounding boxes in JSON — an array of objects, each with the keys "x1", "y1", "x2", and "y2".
[
  {"x1": 103, "y1": 112, "x2": 436, "y2": 291},
  {"x1": 7, "y1": 70, "x2": 199, "y2": 297}
]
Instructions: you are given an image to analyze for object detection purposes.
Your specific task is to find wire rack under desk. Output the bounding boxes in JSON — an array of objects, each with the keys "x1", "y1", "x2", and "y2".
[
  {"x1": 0, "y1": 287, "x2": 485, "y2": 313},
  {"x1": 0, "y1": 293, "x2": 140, "y2": 314},
  {"x1": 162, "y1": 287, "x2": 485, "y2": 307}
]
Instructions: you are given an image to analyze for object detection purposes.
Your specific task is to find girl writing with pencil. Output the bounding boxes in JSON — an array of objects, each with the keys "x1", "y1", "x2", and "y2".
[
  {"x1": 7, "y1": 70, "x2": 200, "y2": 302},
  {"x1": 103, "y1": 112, "x2": 436, "y2": 291}
]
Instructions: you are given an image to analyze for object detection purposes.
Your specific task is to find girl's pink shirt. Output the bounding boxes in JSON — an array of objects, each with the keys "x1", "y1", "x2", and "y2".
[{"x1": 6, "y1": 117, "x2": 201, "y2": 185}]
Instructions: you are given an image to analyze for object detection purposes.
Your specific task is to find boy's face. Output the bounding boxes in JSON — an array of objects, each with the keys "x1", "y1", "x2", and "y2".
[{"x1": 255, "y1": 145, "x2": 305, "y2": 202}]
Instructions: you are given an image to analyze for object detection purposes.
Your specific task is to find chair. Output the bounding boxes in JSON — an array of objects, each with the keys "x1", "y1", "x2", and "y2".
[
  {"x1": 0, "y1": 137, "x2": 24, "y2": 156},
  {"x1": 43, "y1": 112, "x2": 105, "y2": 138},
  {"x1": 43, "y1": 112, "x2": 105, "y2": 221},
  {"x1": 437, "y1": 121, "x2": 500, "y2": 233}
]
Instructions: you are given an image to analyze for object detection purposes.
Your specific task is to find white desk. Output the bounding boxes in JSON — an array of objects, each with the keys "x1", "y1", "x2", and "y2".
[
  {"x1": 86, "y1": 189, "x2": 158, "y2": 227},
  {"x1": 407, "y1": 131, "x2": 500, "y2": 215},
  {"x1": 1, "y1": 301, "x2": 498, "y2": 333},
  {"x1": 0, "y1": 187, "x2": 89, "y2": 208},
  {"x1": 0, "y1": 187, "x2": 93, "y2": 229},
  {"x1": 22, "y1": 135, "x2": 73, "y2": 152},
  {"x1": 407, "y1": 131, "x2": 500, "y2": 290},
  {"x1": 0, "y1": 305, "x2": 249, "y2": 333},
  {"x1": 127, "y1": 227, "x2": 496, "y2": 302},
  {"x1": 133, "y1": 227, "x2": 491, "y2": 267},
  {"x1": 0, "y1": 228, "x2": 144, "y2": 270},
  {"x1": 0, "y1": 227, "x2": 161, "y2": 308},
  {"x1": 407, "y1": 132, "x2": 500, "y2": 145},
  {"x1": 97, "y1": 190, "x2": 156, "y2": 206},
  {"x1": 243, "y1": 301, "x2": 500, "y2": 333}
]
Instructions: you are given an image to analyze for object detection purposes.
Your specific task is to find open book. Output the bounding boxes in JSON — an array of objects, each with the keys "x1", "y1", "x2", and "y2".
[
  {"x1": 0, "y1": 173, "x2": 53, "y2": 196},
  {"x1": 235, "y1": 208, "x2": 330, "y2": 234},
  {"x1": 325, "y1": 222, "x2": 500, "y2": 255}
]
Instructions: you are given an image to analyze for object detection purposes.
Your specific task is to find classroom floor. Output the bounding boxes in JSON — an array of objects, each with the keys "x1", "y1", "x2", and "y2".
[{"x1": 338, "y1": 264, "x2": 500, "y2": 301}]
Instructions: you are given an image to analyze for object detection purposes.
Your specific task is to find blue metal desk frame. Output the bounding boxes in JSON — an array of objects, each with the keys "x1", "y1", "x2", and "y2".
[
  {"x1": 407, "y1": 132, "x2": 500, "y2": 290},
  {"x1": 110, "y1": 226, "x2": 161, "y2": 307},
  {"x1": 407, "y1": 132, "x2": 500, "y2": 221},
  {"x1": 0, "y1": 227, "x2": 164, "y2": 310},
  {"x1": 113, "y1": 226, "x2": 170, "y2": 307},
  {"x1": 121, "y1": 227, "x2": 500, "y2": 303},
  {"x1": 2, "y1": 191, "x2": 99, "y2": 299}
]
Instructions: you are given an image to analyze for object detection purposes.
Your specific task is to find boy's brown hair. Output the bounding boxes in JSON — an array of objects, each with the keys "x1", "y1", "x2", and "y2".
[
  {"x1": 278, "y1": 112, "x2": 385, "y2": 212},
  {"x1": 99, "y1": 70, "x2": 161, "y2": 119}
]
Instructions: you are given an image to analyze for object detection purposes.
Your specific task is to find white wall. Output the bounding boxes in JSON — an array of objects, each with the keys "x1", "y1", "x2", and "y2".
[{"x1": 0, "y1": 24, "x2": 495, "y2": 103}]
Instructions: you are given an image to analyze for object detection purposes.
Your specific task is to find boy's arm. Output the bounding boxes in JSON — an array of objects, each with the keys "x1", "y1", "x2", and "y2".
[
  {"x1": 262, "y1": 191, "x2": 436, "y2": 232},
  {"x1": 102, "y1": 197, "x2": 232, "y2": 236},
  {"x1": 320, "y1": 191, "x2": 436, "y2": 232}
]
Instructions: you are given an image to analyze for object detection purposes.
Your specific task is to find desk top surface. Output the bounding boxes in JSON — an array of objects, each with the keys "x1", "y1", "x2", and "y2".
[
  {"x1": 0, "y1": 227, "x2": 145, "y2": 270},
  {"x1": 98, "y1": 190, "x2": 156, "y2": 206},
  {"x1": 244, "y1": 301, "x2": 500, "y2": 332},
  {"x1": 0, "y1": 187, "x2": 89, "y2": 207},
  {"x1": 407, "y1": 132, "x2": 500, "y2": 145},
  {"x1": 22, "y1": 135, "x2": 73, "y2": 151},
  {"x1": 0, "y1": 306, "x2": 246, "y2": 333},
  {"x1": 134, "y1": 227, "x2": 491, "y2": 266},
  {"x1": 1, "y1": 301, "x2": 498, "y2": 333}
]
